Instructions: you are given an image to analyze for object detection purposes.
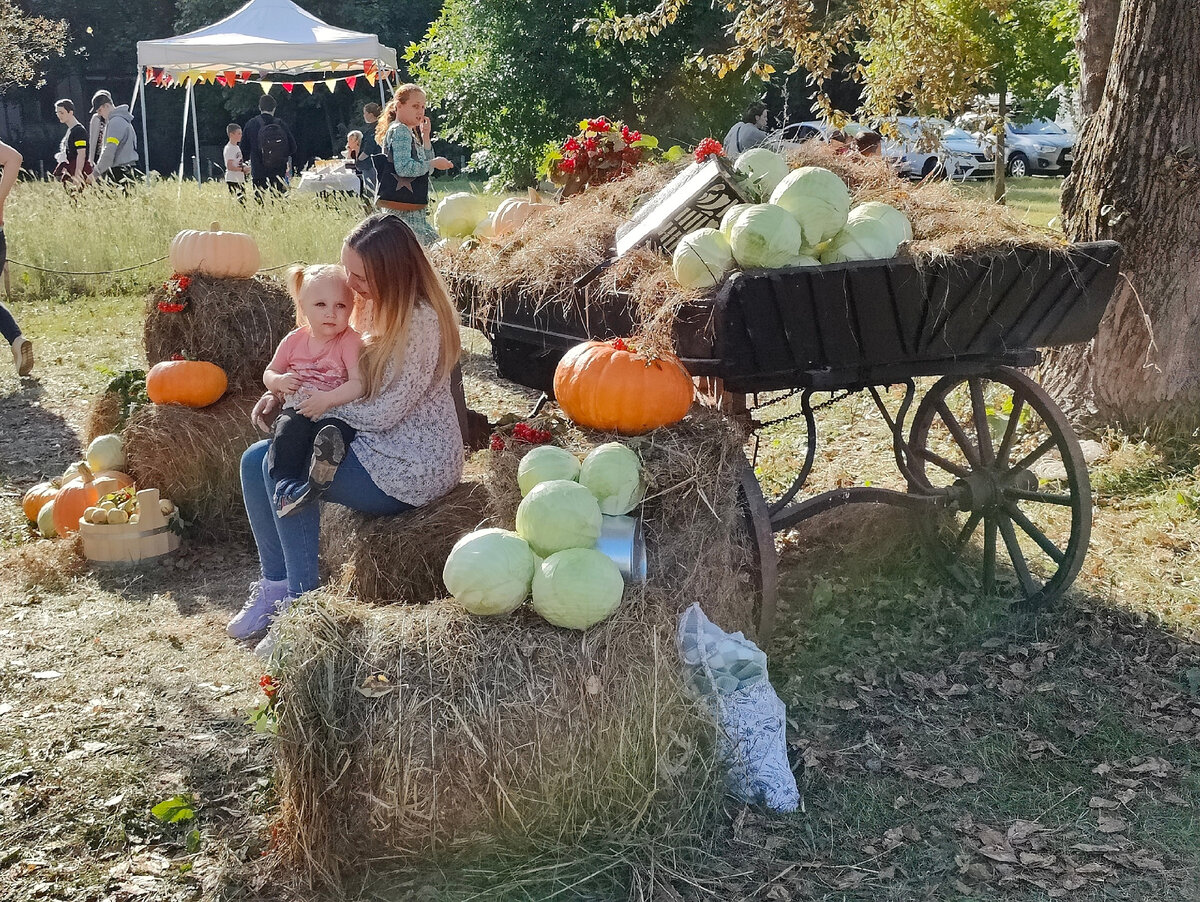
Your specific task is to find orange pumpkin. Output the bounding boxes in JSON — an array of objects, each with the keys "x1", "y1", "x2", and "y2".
[
  {"x1": 169, "y1": 221, "x2": 260, "y2": 279},
  {"x1": 553, "y1": 338, "x2": 695, "y2": 435},
  {"x1": 22, "y1": 482, "x2": 59, "y2": 523},
  {"x1": 95, "y1": 470, "x2": 135, "y2": 490},
  {"x1": 53, "y1": 464, "x2": 99, "y2": 536},
  {"x1": 146, "y1": 360, "x2": 228, "y2": 407}
]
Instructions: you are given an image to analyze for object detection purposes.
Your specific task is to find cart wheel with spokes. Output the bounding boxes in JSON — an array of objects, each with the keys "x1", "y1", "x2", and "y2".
[
  {"x1": 737, "y1": 455, "x2": 779, "y2": 646},
  {"x1": 906, "y1": 367, "x2": 1091, "y2": 610}
]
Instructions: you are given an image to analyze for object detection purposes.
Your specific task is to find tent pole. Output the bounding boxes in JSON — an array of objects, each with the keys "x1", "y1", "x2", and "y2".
[
  {"x1": 179, "y1": 81, "x2": 191, "y2": 189},
  {"x1": 377, "y1": 66, "x2": 385, "y2": 106},
  {"x1": 133, "y1": 73, "x2": 150, "y2": 180},
  {"x1": 190, "y1": 82, "x2": 202, "y2": 185}
]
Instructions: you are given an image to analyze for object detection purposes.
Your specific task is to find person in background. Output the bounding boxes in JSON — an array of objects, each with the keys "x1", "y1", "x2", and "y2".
[
  {"x1": 233, "y1": 214, "x2": 464, "y2": 658},
  {"x1": 853, "y1": 130, "x2": 884, "y2": 157},
  {"x1": 53, "y1": 99, "x2": 89, "y2": 190},
  {"x1": 241, "y1": 93, "x2": 297, "y2": 198},
  {"x1": 344, "y1": 129, "x2": 363, "y2": 162},
  {"x1": 722, "y1": 102, "x2": 771, "y2": 158},
  {"x1": 827, "y1": 129, "x2": 852, "y2": 154},
  {"x1": 0, "y1": 140, "x2": 33, "y2": 377},
  {"x1": 358, "y1": 102, "x2": 382, "y2": 196},
  {"x1": 90, "y1": 94, "x2": 140, "y2": 191},
  {"x1": 224, "y1": 122, "x2": 249, "y2": 204},
  {"x1": 373, "y1": 84, "x2": 454, "y2": 244},
  {"x1": 87, "y1": 90, "x2": 110, "y2": 170}
]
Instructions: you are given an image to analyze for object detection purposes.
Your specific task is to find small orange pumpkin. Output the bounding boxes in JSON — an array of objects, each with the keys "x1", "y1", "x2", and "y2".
[
  {"x1": 146, "y1": 360, "x2": 228, "y2": 407},
  {"x1": 169, "y1": 221, "x2": 260, "y2": 279},
  {"x1": 22, "y1": 481, "x2": 60, "y2": 523},
  {"x1": 95, "y1": 470, "x2": 135, "y2": 490},
  {"x1": 553, "y1": 338, "x2": 695, "y2": 435},
  {"x1": 53, "y1": 464, "x2": 99, "y2": 536}
]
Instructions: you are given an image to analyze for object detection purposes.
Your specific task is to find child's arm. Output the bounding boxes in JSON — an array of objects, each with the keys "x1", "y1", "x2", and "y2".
[
  {"x1": 293, "y1": 339, "x2": 363, "y2": 419},
  {"x1": 264, "y1": 368, "x2": 300, "y2": 395}
]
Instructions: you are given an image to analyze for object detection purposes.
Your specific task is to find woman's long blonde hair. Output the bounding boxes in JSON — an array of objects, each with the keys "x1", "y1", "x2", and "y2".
[
  {"x1": 344, "y1": 213, "x2": 460, "y2": 399},
  {"x1": 375, "y1": 83, "x2": 424, "y2": 146}
]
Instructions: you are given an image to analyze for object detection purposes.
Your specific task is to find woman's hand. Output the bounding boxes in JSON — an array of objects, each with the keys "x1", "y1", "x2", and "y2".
[
  {"x1": 252, "y1": 391, "x2": 283, "y2": 434},
  {"x1": 418, "y1": 116, "x2": 433, "y2": 148},
  {"x1": 431, "y1": 157, "x2": 455, "y2": 171}
]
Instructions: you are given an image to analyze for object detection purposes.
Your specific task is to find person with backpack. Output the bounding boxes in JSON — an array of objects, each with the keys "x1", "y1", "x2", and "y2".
[
  {"x1": 242, "y1": 94, "x2": 297, "y2": 197},
  {"x1": 90, "y1": 94, "x2": 140, "y2": 191},
  {"x1": 371, "y1": 84, "x2": 454, "y2": 245},
  {"x1": 722, "y1": 102, "x2": 772, "y2": 159}
]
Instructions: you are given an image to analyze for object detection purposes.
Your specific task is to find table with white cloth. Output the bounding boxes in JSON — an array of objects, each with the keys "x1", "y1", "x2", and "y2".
[{"x1": 292, "y1": 159, "x2": 362, "y2": 196}]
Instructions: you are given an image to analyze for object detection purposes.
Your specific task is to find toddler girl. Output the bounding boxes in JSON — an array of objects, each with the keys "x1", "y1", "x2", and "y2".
[{"x1": 264, "y1": 264, "x2": 364, "y2": 516}]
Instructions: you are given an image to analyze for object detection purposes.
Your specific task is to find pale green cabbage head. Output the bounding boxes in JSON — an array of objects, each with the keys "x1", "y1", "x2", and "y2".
[
  {"x1": 733, "y1": 148, "x2": 790, "y2": 200},
  {"x1": 720, "y1": 203, "x2": 753, "y2": 240},
  {"x1": 578, "y1": 442, "x2": 645, "y2": 515},
  {"x1": 531, "y1": 547, "x2": 625, "y2": 629},
  {"x1": 672, "y1": 227, "x2": 734, "y2": 289},
  {"x1": 434, "y1": 192, "x2": 488, "y2": 238},
  {"x1": 728, "y1": 203, "x2": 804, "y2": 269},
  {"x1": 515, "y1": 479, "x2": 603, "y2": 557},
  {"x1": 819, "y1": 217, "x2": 904, "y2": 264},
  {"x1": 442, "y1": 528, "x2": 535, "y2": 615},
  {"x1": 847, "y1": 201, "x2": 913, "y2": 243},
  {"x1": 517, "y1": 445, "x2": 580, "y2": 496},
  {"x1": 769, "y1": 167, "x2": 851, "y2": 247}
]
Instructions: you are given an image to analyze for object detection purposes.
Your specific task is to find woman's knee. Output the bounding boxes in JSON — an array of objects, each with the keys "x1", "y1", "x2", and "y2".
[{"x1": 241, "y1": 440, "x2": 270, "y2": 486}]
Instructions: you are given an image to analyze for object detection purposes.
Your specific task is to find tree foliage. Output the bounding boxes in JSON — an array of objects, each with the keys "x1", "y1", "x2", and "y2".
[
  {"x1": 0, "y1": 0, "x2": 68, "y2": 94},
  {"x1": 407, "y1": 0, "x2": 754, "y2": 187}
]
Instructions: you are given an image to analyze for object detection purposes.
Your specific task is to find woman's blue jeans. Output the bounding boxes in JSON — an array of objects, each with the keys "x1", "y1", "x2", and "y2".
[{"x1": 241, "y1": 439, "x2": 413, "y2": 596}]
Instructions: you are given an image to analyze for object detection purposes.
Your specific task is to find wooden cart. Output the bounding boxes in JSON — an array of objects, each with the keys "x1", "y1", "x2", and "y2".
[{"x1": 459, "y1": 240, "x2": 1124, "y2": 642}]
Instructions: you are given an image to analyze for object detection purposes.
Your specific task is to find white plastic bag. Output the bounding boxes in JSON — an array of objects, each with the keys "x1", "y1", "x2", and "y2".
[{"x1": 677, "y1": 602, "x2": 800, "y2": 811}]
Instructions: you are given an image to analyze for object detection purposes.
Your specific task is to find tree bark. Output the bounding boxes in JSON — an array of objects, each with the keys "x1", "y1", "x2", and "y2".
[
  {"x1": 1044, "y1": 1, "x2": 1200, "y2": 437},
  {"x1": 1077, "y1": 0, "x2": 1122, "y2": 118}
]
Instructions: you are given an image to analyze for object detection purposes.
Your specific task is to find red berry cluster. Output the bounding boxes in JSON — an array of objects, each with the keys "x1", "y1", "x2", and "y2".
[
  {"x1": 489, "y1": 433, "x2": 506, "y2": 451},
  {"x1": 259, "y1": 674, "x2": 278, "y2": 700},
  {"x1": 512, "y1": 423, "x2": 552, "y2": 444},
  {"x1": 158, "y1": 273, "x2": 191, "y2": 313},
  {"x1": 611, "y1": 337, "x2": 630, "y2": 351},
  {"x1": 694, "y1": 137, "x2": 725, "y2": 162}
]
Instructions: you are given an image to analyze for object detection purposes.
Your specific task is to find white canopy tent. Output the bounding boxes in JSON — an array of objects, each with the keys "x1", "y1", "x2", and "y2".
[{"x1": 132, "y1": 0, "x2": 398, "y2": 180}]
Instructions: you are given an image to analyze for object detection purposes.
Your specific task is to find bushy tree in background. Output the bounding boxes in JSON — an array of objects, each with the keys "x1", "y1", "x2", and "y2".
[
  {"x1": 407, "y1": 0, "x2": 754, "y2": 187},
  {"x1": 0, "y1": 0, "x2": 68, "y2": 93}
]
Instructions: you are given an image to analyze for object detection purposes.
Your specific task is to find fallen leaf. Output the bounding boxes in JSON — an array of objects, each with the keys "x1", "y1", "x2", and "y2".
[
  {"x1": 978, "y1": 846, "x2": 1019, "y2": 864},
  {"x1": 357, "y1": 673, "x2": 395, "y2": 698},
  {"x1": 1114, "y1": 788, "x2": 1138, "y2": 804},
  {"x1": 1088, "y1": 796, "x2": 1119, "y2": 809},
  {"x1": 1071, "y1": 843, "x2": 1121, "y2": 853},
  {"x1": 961, "y1": 766, "x2": 983, "y2": 784},
  {"x1": 1127, "y1": 757, "x2": 1171, "y2": 776},
  {"x1": 584, "y1": 675, "x2": 602, "y2": 695},
  {"x1": 1132, "y1": 856, "x2": 1165, "y2": 871},
  {"x1": 1007, "y1": 820, "x2": 1049, "y2": 843},
  {"x1": 1019, "y1": 853, "x2": 1057, "y2": 868},
  {"x1": 1097, "y1": 814, "x2": 1128, "y2": 834}
]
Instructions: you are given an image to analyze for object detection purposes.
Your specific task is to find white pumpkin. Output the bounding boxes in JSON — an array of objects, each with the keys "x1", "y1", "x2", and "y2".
[{"x1": 168, "y1": 222, "x2": 260, "y2": 279}]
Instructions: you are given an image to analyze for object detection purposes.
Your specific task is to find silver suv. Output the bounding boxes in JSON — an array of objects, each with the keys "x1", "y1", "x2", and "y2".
[{"x1": 958, "y1": 115, "x2": 1077, "y2": 177}]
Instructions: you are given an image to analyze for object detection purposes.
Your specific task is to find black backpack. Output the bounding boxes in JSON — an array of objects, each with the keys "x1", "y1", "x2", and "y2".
[
  {"x1": 258, "y1": 118, "x2": 289, "y2": 169},
  {"x1": 371, "y1": 125, "x2": 428, "y2": 205}
]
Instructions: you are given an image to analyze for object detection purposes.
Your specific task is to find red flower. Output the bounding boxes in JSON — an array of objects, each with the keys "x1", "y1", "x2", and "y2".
[
  {"x1": 563, "y1": 136, "x2": 580, "y2": 152},
  {"x1": 584, "y1": 137, "x2": 597, "y2": 152},
  {"x1": 694, "y1": 137, "x2": 725, "y2": 162},
  {"x1": 490, "y1": 434, "x2": 506, "y2": 451},
  {"x1": 558, "y1": 157, "x2": 577, "y2": 173},
  {"x1": 259, "y1": 674, "x2": 278, "y2": 699},
  {"x1": 586, "y1": 117, "x2": 612, "y2": 133}
]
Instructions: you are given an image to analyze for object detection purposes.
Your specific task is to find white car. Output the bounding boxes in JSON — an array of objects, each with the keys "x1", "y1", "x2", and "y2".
[
  {"x1": 777, "y1": 120, "x2": 906, "y2": 167},
  {"x1": 888, "y1": 117, "x2": 996, "y2": 181},
  {"x1": 957, "y1": 115, "x2": 1076, "y2": 177}
]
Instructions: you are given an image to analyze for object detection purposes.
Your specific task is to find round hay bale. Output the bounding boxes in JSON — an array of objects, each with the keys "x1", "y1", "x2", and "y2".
[
  {"x1": 122, "y1": 391, "x2": 263, "y2": 541},
  {"x1": 271, "y1": 410, "x2": 758, "y2": 881},
  {"x1": 85, "y1": 391, "x2": 124, "y2": 444},
  {"x1": 144, "y1": 275, "x2": 294, "y2": 389},
  {"x1": 320, "y1": 478, "x2": 494, "y2": 603}
]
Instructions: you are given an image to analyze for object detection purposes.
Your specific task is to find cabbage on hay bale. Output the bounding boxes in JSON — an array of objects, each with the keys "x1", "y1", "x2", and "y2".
[
  {"x1": 320, "y1": 478, "x2": 492, "y2": 603},
  {"x1": 143, "y1": 275, "x2": 293, "y2": 389},
  {"x1": 442, "y1": 527, "x2": 535, "y2": 616}
]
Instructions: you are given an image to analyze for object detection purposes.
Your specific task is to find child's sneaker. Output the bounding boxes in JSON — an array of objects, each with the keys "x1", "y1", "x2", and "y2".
[
  {"x1": 11, "y1": 336, "x2": 33, "y2": 377},
  {"x1": 308, "y1": 424, "x2": 347, "y2": 494},
  {"x1": 274, "y1": 480, "x2": 312, "y2": 518},
  {"x1": 227, "y1": 578, "x2": 289, "y2": 639}
]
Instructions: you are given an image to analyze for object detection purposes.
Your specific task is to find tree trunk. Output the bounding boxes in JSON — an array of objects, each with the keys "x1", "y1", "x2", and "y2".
[
  {"x1": 1044, "y1": 1, "x2": 1200, "y2": 437},
  {"x1": 1077, "y1": 0, "x2": 1122, "y2": 117},
  {"x1": 992, "y1": 81, "x2": 1007, "y2": 203}
]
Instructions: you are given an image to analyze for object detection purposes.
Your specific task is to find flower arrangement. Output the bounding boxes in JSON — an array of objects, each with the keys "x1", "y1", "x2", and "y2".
[
  {"x1": 158, "y1": 274, "x2": 192, "y2": 314},
  {"x1": 694, "y1": 137, "x2": 725, "y2": 163},
  {"x1": 542, "y1": 117, "x2": 663, "y2": 197}
]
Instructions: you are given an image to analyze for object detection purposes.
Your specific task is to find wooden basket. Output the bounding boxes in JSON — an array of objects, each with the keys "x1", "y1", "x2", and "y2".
[{"x1": 79, "y1": 482, "x2": 181, "y2": 564}]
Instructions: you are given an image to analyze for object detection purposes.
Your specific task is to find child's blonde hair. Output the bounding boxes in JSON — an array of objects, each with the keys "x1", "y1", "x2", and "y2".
[{"x1": 286, "y1": 264, "x2": 353, "y2": 329}]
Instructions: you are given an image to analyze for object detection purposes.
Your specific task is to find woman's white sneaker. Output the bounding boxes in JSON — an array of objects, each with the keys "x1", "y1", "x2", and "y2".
[{"x1": 227, "y1": 579, "x2": 289, "y2": 639}]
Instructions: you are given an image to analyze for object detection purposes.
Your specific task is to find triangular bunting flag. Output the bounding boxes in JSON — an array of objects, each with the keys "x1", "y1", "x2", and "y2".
[
  {"x1": 365, "y1": 72, "x2": 377, "y2": 87},
  {"x1": 282, "y1": 82, "x2": 294, "y2": 93},
  {"x1": 260, "y1": 81, "x2": 273, "y2": 94},
  {"x1": 346, "y1": 75, "x2": 357, "y2": 90},
  {"x1": 324, "y1": 78, "x2": 339, "y2": 92},
  {"x1": 363, "y1": 60, "x2": 376, "y2": 75},
  {"x1": 303, "y1": 81, "x2": 316, "y2": 94},
  {"x1": 153, "y1": 69, "x2": 164, "y2": 86},
  {"x1": 216, "y1": 75, "x2": 227, "y2": 86},
  {"x1": 241, "y1": 71, "x2": 253, "y2": 82},
  {"x1": 224, "y1": 71, "x2": 237, "y2": 86}
]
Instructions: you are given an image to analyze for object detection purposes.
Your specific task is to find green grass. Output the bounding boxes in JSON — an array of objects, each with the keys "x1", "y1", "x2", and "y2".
[{"x1": 955, "y1": 176, "x2": 1064, "y2": 229}]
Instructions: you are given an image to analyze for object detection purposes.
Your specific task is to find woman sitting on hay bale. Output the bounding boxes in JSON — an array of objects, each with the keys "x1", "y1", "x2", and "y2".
[{"x1": 230, "y1": 213, "x2": 464, "y2": 657}]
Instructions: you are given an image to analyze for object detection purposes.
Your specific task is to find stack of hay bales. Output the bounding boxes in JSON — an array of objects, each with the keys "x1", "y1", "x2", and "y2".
[
  {"x1": 87, "y1": 275, "x2": 294, "y2": 539},
  {"x1": 273, "y1": 410, "x2": 758, "y2": 882}
]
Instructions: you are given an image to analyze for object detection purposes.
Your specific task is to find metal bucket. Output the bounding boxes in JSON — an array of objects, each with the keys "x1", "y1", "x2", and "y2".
[{"x1": 596, "y1": 514, "x2": 648, "y2": 584}]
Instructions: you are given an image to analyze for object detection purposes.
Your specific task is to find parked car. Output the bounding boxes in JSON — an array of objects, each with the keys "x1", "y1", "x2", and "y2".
[
  {"x1": 888, "y1": 117, "x2": 996, "y2": 181},
  {"x1": 957, "y1": 114, "x2": 1077, "y2": 177}
]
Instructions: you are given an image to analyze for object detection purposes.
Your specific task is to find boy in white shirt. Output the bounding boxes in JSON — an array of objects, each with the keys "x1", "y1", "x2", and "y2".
[{"x1": 224, "y1": 123, "x2": 249, "y2": 203}]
